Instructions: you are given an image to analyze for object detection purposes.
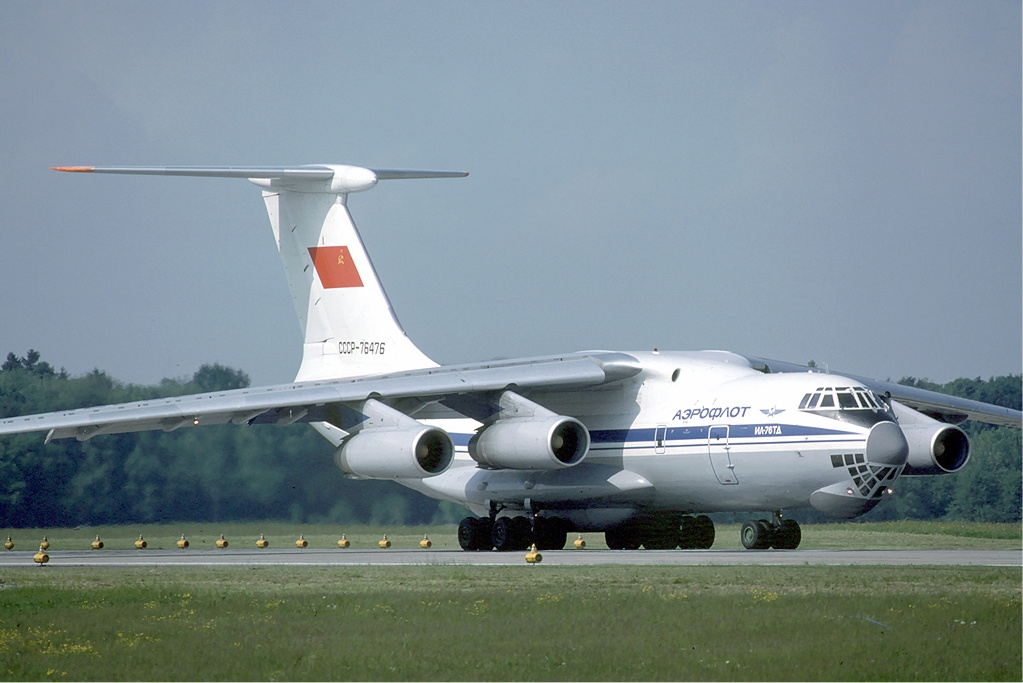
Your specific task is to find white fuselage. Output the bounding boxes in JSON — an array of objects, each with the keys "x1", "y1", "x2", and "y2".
[{"x1": 396, "y1": 351, "x2": 899, "y2": 529}]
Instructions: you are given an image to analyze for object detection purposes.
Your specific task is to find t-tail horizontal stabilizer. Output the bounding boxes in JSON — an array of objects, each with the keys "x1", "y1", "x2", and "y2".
[{"x1": 51, "y1": 165, "x2": 467, "y2": 194}]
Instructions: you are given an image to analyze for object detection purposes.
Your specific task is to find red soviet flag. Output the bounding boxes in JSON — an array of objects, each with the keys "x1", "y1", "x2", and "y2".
[{"x1": 308, "y1": 246, "x2": 364, "y2": 288}]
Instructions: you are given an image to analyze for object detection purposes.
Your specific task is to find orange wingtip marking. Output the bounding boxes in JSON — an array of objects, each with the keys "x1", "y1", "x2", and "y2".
[{"x1": 51, "y1": 166, "x2": 95, "y2": 172}]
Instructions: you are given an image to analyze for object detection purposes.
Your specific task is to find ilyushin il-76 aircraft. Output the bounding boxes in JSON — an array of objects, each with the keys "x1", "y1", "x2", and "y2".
[{"x1": 2, "y1": 165, "x2": 1020, "y2": 551}]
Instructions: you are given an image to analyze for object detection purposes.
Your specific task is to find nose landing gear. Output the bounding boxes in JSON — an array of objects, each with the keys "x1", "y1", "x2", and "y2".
[{"x1": 740, "y1": 512, "x2": 801, "y2": 550}]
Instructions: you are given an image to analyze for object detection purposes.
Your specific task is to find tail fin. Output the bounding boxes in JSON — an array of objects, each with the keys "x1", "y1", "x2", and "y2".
[{"x1": 53, "y1": 165, "x2": 467, "y2": 381}]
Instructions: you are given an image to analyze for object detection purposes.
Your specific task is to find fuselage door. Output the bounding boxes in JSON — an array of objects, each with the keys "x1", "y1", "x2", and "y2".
[
  {"x1": 655, "y1": 425, "x2": 667, "y2": 454},
  {"x1": 708, "y1": 425, "x2": 737, "y2": 484}
]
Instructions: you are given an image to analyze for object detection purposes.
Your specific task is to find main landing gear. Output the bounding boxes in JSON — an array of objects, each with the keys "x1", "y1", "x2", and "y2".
[
  {"x1": 458, "y1": 514, "x2": 569, "y2": 551},
  {"x1": 604, "y1": 513, "x2": 716, "y2": 550},
  {"x1": 739, "y1": 512, "x2": 801, "y2": 550},
  {"x1": 458, "y1": 509, "x2": 802, "y2": 551}
]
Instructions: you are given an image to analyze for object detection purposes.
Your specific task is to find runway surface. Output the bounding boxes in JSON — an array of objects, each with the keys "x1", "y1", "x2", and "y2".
[{"x1": 1, "y1": 548, "x2": 1018, "y2": 568}]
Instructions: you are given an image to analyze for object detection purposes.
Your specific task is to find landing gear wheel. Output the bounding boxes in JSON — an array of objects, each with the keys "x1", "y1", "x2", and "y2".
[
  {"x1": 641, "y1": 516, "x2": 681, "y2": 550},
  {"x1": 678, "y1": 516, "x2": 697, "y2": 549},
  {"x1": 493, "y1": 517, "x2": 530, "y2": 551},
  {"x1": 605, "y1": 527, "x2": 640, "y2": 550},
  {"x1": 457, "y1": 517, "x2": 476, "y2": 550},
  {"x1": 772, "y1": 519, "x2": 801, "y2": 549},
  {"x1": 458, "y1": 517, "x2": 493, "y2": 551},
  {"x1": 692, "y1": 515, "x2": 715, "y2": 549},
  {"x1": 757, "y1": 519, "x2": 776, "y2": 548},
  {"x1": 740, "y1": 520, "x2": 772, "y2": 550},
  {"x1": 533, "y1": 517, "x2": 568, "y2": 550},
  {"x1": 491, "y1": 517, "x2": 517, "y2": 551},
  {"x1": 512, "y1": 516, "x2": 532, "y2": 550}
]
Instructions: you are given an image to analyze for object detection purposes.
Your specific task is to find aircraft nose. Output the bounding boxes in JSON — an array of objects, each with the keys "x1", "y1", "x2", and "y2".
[{"x1": 866, "y1": 421, "x2": 909, "y2": 466}]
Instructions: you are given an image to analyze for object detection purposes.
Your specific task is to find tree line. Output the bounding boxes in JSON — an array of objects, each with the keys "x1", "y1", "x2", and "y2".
[
  {"x1": 0, "y1": 350, "x2": 1019, "y2": 527},
  {"x1": 0, "y1": 351, "x2": 457, "y2": 528}
]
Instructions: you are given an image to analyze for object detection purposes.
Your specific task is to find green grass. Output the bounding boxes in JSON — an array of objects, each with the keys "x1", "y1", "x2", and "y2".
[
  {"x1": 2, "y1": 520, "x2": 1020, "y2": 552},
  {"x1": 849, "y1": 520, "x2": 1022, "y2": 540},
  {"x1": 0, "y1": 565, "x2": 1018, "y2": 681},
  {"x1": 793, "y1": 521, "x2": 1021, "y2": 550}
]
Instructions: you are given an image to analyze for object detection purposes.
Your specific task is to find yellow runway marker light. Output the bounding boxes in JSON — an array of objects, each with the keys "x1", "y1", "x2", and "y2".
[{"x1": 525, "y1": 544, "x2": 542, "y2": 564}]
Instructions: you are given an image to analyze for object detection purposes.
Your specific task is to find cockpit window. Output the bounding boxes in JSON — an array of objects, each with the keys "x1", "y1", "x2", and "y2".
[
  {"x1": 856, "y1": 390, "x2": 878, "y2": 409},
  {"x1": 798, "y1": 385, "x2": 894, "y2": 427},
  {"x1": 836, "y1": 390, "x2": 858, "y2": 409}
]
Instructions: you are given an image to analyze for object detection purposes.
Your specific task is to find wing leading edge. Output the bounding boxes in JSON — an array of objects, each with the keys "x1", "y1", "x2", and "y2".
[{"x1": 0, "y1": 352, "x2": 641, "y2": 443}]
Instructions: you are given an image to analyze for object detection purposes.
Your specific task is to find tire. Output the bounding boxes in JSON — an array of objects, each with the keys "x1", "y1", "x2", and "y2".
[
  {"x1": 534, "y1": 517, "x2": 568, "y2": 550},
  {"x1": 605, "y1": 527, "x2": 640, "y2": 550},
  {"x1": 476, "y1": 517, "x2": 494, "y2": 550},
  {"x1": 511, "y1": 516, "x2": 532, "y2": 550},
  {"x1": 692, "y1": 515, "x2": 715, "y2": 549},
  {"x1": 458, "y1": 517, "x2": 481, "y2": 551},
  {"x1": 641, "y1": 516, "x2": 681, "y2": 550},
  {"x1": 773, "y1": 519, "x2": 801, "y2": 550},
  {"x1": 492, "y1": 517, "x2": 517, "y2": 551},
  {"x1": 740, "y1": 520, "x2": 771, "y2": 550},
  {"x1": 678, "y1": 516, "x2": 697, "y2": 549},
  {"x1": 458, "y1": 517, "x2": 493, "y2": 551},
  {"x1": 756, "y1": 519, "x2": 775, "y2": 549},
  {"x1": 604, "y1": 528, "x2": 626, "y2": 550}
]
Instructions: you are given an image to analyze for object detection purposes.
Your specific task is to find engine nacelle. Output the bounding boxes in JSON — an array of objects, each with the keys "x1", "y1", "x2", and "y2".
[
  {"x1": 900, "y1": 422, "x2": 970, "y2": 475},
  {"x1": 892, "y1": 401, "x2": 970, "y2": 476},
  {"x1": 335, "y1": 426, "x2": 454, "y2": 479},
  {"x1": 469, "y1": 416, "x2": 589, "y2": 470}
]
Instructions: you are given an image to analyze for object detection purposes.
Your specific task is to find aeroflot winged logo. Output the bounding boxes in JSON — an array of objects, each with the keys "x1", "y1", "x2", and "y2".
[{"x1": 308, "y1": 246, "x2": 364, "y2": 288}]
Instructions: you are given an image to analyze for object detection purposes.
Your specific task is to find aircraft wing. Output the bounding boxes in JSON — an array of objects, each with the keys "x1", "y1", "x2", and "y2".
[
  {"x1": 746, "y1": 356, "x2": 1022, "y2": 428},
  {"x1": 0, "y1": 352, "x2": 641, "y2": 443}
]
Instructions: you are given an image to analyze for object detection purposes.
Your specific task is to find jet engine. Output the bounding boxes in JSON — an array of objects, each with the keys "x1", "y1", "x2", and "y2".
[
  {"x1": 332, "y1": 398, "x2": 454, "y2": 479},
  {"x1": 335, "y1": 425, "x2": 453, "y2": 479},
  {"x1": 469, "y1": 416, "x2": 589, "y2": 469},
  {"x1": 893, "y1": 402, "x2": 970, "y2": 476},
  {"x1": 468, "y1": 391, "x2": 589, "y2": 470}
]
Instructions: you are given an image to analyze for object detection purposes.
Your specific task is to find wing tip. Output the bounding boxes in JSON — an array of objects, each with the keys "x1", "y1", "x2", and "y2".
[{"x1": 51, "y1": 166, "x2": 95, "y2": 173}]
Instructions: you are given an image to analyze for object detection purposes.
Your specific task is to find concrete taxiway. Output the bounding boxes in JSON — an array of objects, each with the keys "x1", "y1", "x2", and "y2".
[{"x1": 1, "y1": 548, "x2": 1018, "y2": 568}]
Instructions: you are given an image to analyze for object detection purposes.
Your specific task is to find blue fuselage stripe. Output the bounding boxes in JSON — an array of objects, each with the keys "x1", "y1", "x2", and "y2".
[
  {"x1": 590, "y1": 424, "x2": 855, "y2": 444},
  {"x1": 449, "y1": 423, "x2": 859, "y2": 452}
]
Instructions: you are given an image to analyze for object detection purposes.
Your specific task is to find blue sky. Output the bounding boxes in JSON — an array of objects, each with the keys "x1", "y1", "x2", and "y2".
[{"x1": 1, "y1": 2, "x2": 1019, "y2": 387}]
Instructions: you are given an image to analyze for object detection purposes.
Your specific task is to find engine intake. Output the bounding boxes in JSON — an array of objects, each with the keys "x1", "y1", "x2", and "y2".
[
  {"x1": 901, "y1": 422, "x2": 970, "y2": 475},
  {"x1": 892, "y1": 401, "x2": 970, "y2": 476}
]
